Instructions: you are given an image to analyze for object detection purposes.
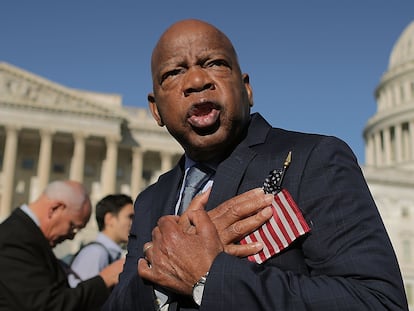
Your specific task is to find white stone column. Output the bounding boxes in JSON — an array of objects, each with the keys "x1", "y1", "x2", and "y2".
[
  {"x1": 365, "y1": 135, "x2": 374, "y2": 166},
  {"x1": 69, "y1": 132, "x2": 87, "y2": 182},
  {"x1": 374, "y1": 131, "x2": 382, "y2": 166},
  {"x1": 100, "y1": 136, "x2": 119, "y2": 196},
  {"x1": 383, "y1": 128, "x2": 392, "y2": 166},
  {"x1": 37, "y1": 129, "x2": 54, "y2": 194},
  {"x1": 160, "y1": 151, "x2": 173, "y2": 173},
  {"x1": 394, "y1": 124, "x2": 403, "y2": 163},
  {"x1": 131, "y1": 147, "x2": 144, "y2": 198},
  {"x1": 0, "y1": 125, "x2": 20, "y2": 220}
]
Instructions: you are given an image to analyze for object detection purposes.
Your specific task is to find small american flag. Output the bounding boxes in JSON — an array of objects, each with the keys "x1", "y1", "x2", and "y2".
[{"x1": 240, "y1": 153, "x2": 311, "y2": 264}]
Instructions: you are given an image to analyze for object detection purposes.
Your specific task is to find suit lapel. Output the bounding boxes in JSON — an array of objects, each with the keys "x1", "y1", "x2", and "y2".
[
  {"x1": 207, "y1": 113, "x2": 271, "y2": 210},
  {"x1": 149, "y1": 161, "x2": 184, "y2": 228},
  {"x1": 206, "y1": 141, "x2": 256, "y2": 210}
]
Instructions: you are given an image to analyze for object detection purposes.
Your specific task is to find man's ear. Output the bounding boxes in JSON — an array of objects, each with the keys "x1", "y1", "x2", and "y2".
[
  {"x1": 104, "y1": 213, "x2": 115, "y2": 228},
  {"x1": 242, "y1": 74, "x2": 254, "y2": 107},
  {"x1": 148, "y1": 93, "x2": 164, "y2": 127},
  {"x1": 48, "y1": 201, "x2": 64, "y2": 218}
]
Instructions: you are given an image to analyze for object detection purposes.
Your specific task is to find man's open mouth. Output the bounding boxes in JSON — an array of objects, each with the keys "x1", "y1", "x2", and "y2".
[{"x1": 187, "y1": 102, "x2": 221, "y2": 134}]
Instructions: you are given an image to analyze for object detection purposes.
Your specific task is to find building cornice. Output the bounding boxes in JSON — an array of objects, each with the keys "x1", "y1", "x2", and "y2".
[{"x1": 0, "y1": 62, "x2": 127, "y2": 121}]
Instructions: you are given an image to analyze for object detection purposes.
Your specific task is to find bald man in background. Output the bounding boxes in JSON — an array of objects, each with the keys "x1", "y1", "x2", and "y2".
[{"x1": 0, "y1": 180, "x2": 124, "y2": 311}]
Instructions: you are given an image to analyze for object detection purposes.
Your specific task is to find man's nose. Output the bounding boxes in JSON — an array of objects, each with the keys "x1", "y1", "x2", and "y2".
[{"x1": 182, "y1": 66, "x2": 214, "y2": 96}]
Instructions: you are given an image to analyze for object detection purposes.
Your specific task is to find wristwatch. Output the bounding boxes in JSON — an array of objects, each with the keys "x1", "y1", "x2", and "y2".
[{"x1": 192, "y1": 272, "x2": 209, "y2": 306}]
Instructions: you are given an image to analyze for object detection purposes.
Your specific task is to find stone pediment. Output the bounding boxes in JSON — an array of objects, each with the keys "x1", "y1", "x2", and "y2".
[{"x1": 0, "y1": 62, "x2": 126, "y2": 120}]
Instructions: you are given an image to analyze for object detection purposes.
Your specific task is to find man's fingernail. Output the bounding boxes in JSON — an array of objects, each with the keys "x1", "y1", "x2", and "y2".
[
  {"x1": 261, "y1": 206, "x2": 273, "y2": 217},
  {"x1": 253, "y1": 242, "x2": 264, "y2": 251}
]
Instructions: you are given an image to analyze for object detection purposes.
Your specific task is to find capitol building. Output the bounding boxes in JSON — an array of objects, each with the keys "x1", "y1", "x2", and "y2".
[
  {"x1": 0, "y1": 60, "x2": 184, "y2": 254},
  {"x1": 363, "y1": 20, "x2": 414, "y2": 307},
  {"x1": 1, "y1": 20, "x2": 414, "y2": 308}
]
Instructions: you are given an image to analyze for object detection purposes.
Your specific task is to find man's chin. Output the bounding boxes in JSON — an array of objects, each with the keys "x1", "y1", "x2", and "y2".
[{"x1": 186, "y1": 137, "x2": 232, "y2": 162}]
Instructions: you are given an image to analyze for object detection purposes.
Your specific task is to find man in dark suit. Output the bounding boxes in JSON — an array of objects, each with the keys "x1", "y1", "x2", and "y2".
[
  {"x1": 103, "y1": 19, "x2": 408, "y2": 310},
  {"x1": 0, "y1": 180, "x2": 124, "y2": 311}
]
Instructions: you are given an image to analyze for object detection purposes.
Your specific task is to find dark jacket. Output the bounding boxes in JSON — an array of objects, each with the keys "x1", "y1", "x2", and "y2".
[
  {"x1": 104, "y1": 113, "x2": 407, "y2": 310},
  {"x1": 0, "y1": 208, "x2": 109, "y2": 311}
]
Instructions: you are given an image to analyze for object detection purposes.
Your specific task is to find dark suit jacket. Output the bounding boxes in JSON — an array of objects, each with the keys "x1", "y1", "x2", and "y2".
[
  {"x1": 0, "y1": 208, "x2": 109, "y2": 311},
  {"x1": 104, "y1": 113, "x2": 408, "y2": 310}
]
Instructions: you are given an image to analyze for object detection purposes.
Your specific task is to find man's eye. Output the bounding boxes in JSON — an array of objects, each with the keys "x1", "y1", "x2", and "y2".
[
  {"x1": 208, "y1": 60, "x2": 228, "y2": 68},
  {"x1": 161, "y1": 69, "x2": 181, "y2": 82}
]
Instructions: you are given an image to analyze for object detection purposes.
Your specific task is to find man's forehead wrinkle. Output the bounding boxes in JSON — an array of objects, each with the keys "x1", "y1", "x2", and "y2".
[
  {"x1": 159, "y1": 50, "x2": 229, "y2": 74},
  {"x1": 158, "y1": 44, "x2": 220, "y2": 65}
]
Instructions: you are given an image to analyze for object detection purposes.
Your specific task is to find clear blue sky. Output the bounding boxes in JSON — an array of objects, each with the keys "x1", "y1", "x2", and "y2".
[{"x1": 1, "y1": 1, "x2": 413, "y2": 164}]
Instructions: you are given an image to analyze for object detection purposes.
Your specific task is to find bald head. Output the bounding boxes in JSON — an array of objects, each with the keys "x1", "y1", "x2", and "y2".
[
  {"x1": 29, "y1": 180, "x2": 91, "y2": 247},
  {"x1": 151, "y1": 19, "x2": 239, "y2": 78},
  {"x1": 44, "y1": 180, "x2": 90, "y2": 214}
]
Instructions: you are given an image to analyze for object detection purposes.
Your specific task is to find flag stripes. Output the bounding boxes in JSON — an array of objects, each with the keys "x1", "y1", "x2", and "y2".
[{"x1": 240, "y1": 189, "x2": 310, "y2": 264}]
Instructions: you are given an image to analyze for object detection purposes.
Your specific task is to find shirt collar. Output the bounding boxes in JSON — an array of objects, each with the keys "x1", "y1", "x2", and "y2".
[{"x1": 20, "y1": 204, "x2": 40, "y2": 227}]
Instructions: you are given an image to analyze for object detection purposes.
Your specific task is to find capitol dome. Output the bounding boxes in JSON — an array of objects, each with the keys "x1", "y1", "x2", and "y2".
[
  {"x1": 362, "y1": 22, "x2": 414, "y2": 308},
  {"x1": 389, "y1": 20, "x2": 414, "y2": 70},
  {"x1": 363, "y1": 20, "x2": 414, "y2": 170}
]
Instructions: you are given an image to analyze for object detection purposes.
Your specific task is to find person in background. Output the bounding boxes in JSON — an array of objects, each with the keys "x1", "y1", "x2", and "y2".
[
  {"x1": 69, "y1": 194, "x2": 133, "y2": 287},
  {"x1": 103, "y1": 19, "x2": 408, "y2": 310},
  {"x1": 0, "y1": 180, "x2": 124, "y2": 311}
]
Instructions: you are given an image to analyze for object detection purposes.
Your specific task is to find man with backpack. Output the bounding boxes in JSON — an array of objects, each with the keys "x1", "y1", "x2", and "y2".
[{"x1": 68, "y1": 194, "x2": 134, "y2": 287}]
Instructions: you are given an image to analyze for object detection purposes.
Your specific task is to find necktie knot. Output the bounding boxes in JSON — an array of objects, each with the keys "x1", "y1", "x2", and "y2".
[{"x1": 178, "y1": 164, "x2": 214, "y2": 215}]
